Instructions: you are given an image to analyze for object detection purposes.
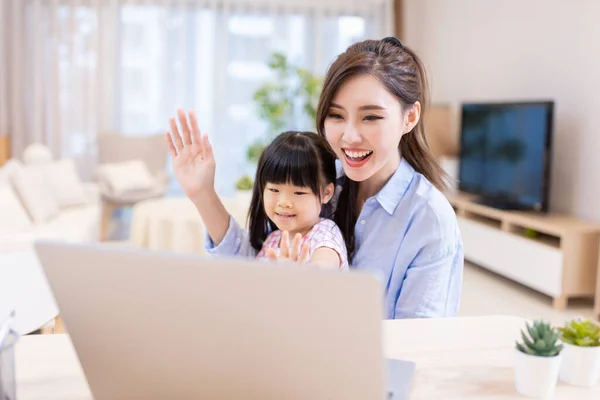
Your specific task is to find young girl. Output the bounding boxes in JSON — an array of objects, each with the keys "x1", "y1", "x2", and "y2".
[{"x1": 165, "y1": 120, "x2": 349, "y2": 270}]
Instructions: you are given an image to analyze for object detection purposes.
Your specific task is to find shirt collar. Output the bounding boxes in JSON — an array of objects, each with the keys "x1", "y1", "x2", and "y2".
[{"x1": 375, "y1": 158, "x2": 414, "y2": 215}]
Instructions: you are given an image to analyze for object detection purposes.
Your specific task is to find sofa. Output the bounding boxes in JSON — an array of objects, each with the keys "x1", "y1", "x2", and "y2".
[
  {"x1": 96, "y1": 132, "x2": 170, "y2": 240},
  {"x1": 0, "y1": 149, "x2": 101, "y2": 333},
  {"x1": 0, "y1": 156, "x2": 101, "y2": 246}
]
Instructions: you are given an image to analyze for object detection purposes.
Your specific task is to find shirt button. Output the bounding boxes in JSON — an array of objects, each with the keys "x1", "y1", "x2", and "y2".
[
  {"x1": 360, "y1": 220, "x2": 366, "y2": 225},
  {"x1": 371, "y1": 199, "x2": 376, "y2": 202}
]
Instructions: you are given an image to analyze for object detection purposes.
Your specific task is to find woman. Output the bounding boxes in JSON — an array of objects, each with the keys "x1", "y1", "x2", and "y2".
[{"x1": 167, "y1": 37, "x2": 463, "y2": 319}]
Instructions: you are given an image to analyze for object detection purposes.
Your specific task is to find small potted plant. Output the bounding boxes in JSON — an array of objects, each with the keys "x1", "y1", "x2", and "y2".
[
  {"x1": 557, "y1": 317, "x2": 600, "y2": 387},
  {"x1": 514, "y1": 320, "x2": 563, "y2": 398}
]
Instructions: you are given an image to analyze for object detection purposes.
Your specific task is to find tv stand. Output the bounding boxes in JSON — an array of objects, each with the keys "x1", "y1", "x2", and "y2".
[{"x1": 446, "y1": 192, "x2": 600, "y2": 312}]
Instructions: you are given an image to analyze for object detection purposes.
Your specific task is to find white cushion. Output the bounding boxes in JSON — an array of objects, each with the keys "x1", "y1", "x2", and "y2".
[
  {"x1": 11, "y1": 165, "x2": 60, "y2": 224},
  {"x1": 0, "y1": 159, "x2": 23, "y2": 185},
  {"x1": 0, "y1": 183, "x2": 33, "y2": 235},
  {"x1": 97, "y1": 159, "x2": 156, "y2": 196},
  {"x1": 22, "y1": 143, "x2": 53, "y2": 165},
  {"x1": 81, "y1": 182, "x2": 100, "y2": 205},
  {"x1": 43, "y1": 159, "x2": 87, "y2": 208},
  {"x1": 34, "y1": 204, "x2": 100, "y2": 242}
]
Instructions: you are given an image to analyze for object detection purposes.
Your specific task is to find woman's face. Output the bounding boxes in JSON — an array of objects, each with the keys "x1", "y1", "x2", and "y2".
[{"x1": 323, "y1": 74, "x2": 418, "y2": 184}]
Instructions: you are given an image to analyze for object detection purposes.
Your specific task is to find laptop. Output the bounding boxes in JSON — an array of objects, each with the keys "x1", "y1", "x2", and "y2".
[{"x1": 34, "y1": 240, "x2": 415, "y2": 400}]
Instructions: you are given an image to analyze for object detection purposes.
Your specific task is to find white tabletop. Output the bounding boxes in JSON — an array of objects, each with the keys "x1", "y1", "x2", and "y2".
[
  {"x1": 14, "y1": 315, "x2": 600, "y2": 399},
  {"x1": 0, "y1": 239, "x2": 58, "y2": 335}
]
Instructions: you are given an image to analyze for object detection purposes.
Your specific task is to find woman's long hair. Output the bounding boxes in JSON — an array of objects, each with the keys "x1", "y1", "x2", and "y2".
[{"x1": 315, "y1": 38, "x2": 448, "y2": 261}]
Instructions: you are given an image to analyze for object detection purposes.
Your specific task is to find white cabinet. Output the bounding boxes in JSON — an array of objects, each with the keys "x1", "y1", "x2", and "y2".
[
  {"x1": 458, "y1": 217, "x2": 563, "y2": 297},
  {"x1": 448, "y1": 193, "x2": 600, "y2": 309}
]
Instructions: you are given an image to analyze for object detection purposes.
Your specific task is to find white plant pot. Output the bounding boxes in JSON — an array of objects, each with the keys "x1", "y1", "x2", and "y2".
[
  {"x1": 559, "y1": 342, "x2": 600, "y2": 387},
  {"x1": 514, "y1": 349, "x2": 561, "y2": 398}
]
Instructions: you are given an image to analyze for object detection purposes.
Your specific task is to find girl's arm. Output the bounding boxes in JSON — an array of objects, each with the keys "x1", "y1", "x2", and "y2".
[
  {"x1": 308, "y1": 220, "x2": 348, "y2": 269},
  {"x1": 192, "y1": 190, "x2": 230, "y2": 246},
  {"x1": 310, "y1": 247, "x2": 341, "y2": 269},
  {"x1": 167, "y1": 108, "x2": 254, "y2": 256},
  {"x1": 204, "y1": 214, "x2": 258, "y2": 258}
]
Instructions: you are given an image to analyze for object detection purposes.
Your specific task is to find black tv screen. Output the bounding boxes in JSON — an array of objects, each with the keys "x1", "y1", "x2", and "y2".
[{"x1": 458, "y1": 101, "x2": 553, "y2": 212}]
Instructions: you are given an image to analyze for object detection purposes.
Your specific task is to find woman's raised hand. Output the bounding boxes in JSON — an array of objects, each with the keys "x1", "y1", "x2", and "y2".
[{"x1": 166, "y1": 108, "x2": 216, "y2": 202}]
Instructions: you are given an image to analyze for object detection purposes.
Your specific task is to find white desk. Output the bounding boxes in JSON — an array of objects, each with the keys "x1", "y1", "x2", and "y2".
[
  {"x1": 15, "y1": 316, "x2": 600, "y2": 399},
  {"x1": 0, "y1": 241, "x2": 58, "y2": 334}
]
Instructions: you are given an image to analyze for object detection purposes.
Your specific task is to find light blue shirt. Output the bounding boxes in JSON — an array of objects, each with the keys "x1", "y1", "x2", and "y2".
[{"x1": 206, "y1": 158, "x2": 464, "y2": 319}]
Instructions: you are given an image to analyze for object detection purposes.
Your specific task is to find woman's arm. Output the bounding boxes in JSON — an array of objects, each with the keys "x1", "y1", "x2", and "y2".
[
  {"x1": 395, "y1": 241, "x2": 463, "y2": 318},
  {"x1": 394, "y1": 223, "x2": 464, "y2": 319}
]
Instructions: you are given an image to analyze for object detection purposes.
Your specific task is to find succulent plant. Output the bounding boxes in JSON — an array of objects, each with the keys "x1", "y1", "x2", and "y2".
[
  {"x1": 558, "y1": 318, "x2": 600, "y2": 347},
  {"x1": 516, "y1": 320, "x2": 563, "y2": 357}
]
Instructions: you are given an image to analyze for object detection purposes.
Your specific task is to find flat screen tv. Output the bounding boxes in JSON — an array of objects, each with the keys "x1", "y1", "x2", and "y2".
[{"x1": 458, "y1": 101, "x2": 554, "y2": 212}]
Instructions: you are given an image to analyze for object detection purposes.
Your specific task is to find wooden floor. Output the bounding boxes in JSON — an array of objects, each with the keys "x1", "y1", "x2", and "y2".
[{"x1": 459, "y1": 263, "x2": 596, "y2": 325}]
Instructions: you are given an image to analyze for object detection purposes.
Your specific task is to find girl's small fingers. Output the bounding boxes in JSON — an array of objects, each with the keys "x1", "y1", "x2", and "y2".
[
  {"x1": 189, "y1": 110, "x2": 203, "y2": 145},
  {"x1": 280, "y1": 231, "x2": 290, "y2": 258},
  {"x1": 201, "y1": 134, "x2": 213, "y2": 161},
  {"x1": 266, "y1": 248, "x2": 278, "y2": 261},
  {"x1": 165, "y1": 131, "x2": 177, "y2": 157},
  {"x1": 290, "y1": 233, "x2": 302, "y2": 261},
  {"x1": 177, "y1": 108, "x2": 192, "y2": 145},
  {"x1": 169, "y1": 117, "x2": 183, "y2": 151}
]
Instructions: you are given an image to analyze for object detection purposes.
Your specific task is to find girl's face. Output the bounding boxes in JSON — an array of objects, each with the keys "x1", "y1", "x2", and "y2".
[
  {"x1": 263, "y1": 182, "x2": 334, "y2": 237},
  {"x1": 323, "y1": 74, "x2": 419, "y2": 185}
]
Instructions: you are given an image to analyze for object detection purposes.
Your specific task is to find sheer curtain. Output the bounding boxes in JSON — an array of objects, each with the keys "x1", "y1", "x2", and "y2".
[
  {"x1": 0, "y1": 0, "x2": 393, "y2": 193},
  {"x1": 0, "y1": 0, "x2": 118, "y2": 178}
]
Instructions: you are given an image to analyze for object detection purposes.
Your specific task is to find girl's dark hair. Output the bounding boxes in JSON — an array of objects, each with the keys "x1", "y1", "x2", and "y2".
[
  {"x1": 315, "y1": 38, "x2": 448, "y2": 261},
  {"x1": 248, "y1": 131, "x2": 353, "y2": 257}
]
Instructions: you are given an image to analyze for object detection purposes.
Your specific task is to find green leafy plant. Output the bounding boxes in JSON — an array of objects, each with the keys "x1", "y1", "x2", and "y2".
[
  {"x1": 295, "y1": 66, "x2": 323, "y2": 125},
  {"x1": 235, "y1": 175, "x2": 254, "y2": 191},
  {"x1": 516, "y1": 320, "x2": 563, "y2": 357},
  {"x1": 250, "y1": 52, "x2": 323, "y2": 162},
  {"x1": 558, "y1": 318, "x2": 600, "y2": 347},
  {"x1": 246, "y1": 141, "x2": 266, "y2": 164}
]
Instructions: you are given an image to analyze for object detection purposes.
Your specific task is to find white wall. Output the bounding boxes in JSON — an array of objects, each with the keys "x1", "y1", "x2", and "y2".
[{"x1": 403, "y1": 0, "x2": 600, "y2": 221}]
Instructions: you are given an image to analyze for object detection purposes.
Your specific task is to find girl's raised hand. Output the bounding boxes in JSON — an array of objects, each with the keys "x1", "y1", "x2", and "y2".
[
  {"x1": 266, "y1": 231, "x2": 311, "y2": 264},
  {"x1": 166, "y1": 108, "x2": 216, "y2": 202}
]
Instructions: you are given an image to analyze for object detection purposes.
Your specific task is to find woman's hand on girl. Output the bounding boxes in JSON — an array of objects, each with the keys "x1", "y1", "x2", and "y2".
[
  {"x1": 166, "y1": 108, "x2": 216, "y2": 202},
  {"x1": 266, "y1": 231, "x2": 311, "y2": 264}
]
